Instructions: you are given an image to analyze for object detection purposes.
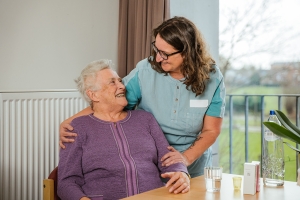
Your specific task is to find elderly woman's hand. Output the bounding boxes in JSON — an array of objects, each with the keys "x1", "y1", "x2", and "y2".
[
  {"x1": 161, "y1": 172, "x2": 190, "y2": 194},
  {"x1": 80, "y1": 197, "x2": 91, "y2": 200},
  {"x1": 161, "y1": 146, "x2": 191, "y2": 167},
  {"x1": 59, "y1": 119, "x2": 77, "y2": 149}
]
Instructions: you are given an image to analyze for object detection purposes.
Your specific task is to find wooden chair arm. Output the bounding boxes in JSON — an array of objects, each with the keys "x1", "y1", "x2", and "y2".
[{"x1": 43, "y1": 179, "x2": 54, "y2": 200}]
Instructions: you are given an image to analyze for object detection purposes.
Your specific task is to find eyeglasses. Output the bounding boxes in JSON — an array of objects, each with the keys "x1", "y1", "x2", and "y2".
[{"x1": 151, "y1": 41, "x2": 182, "y2": 60}]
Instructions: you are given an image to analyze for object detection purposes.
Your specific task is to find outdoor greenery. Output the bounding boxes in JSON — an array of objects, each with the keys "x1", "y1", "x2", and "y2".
[{"x1": 219, "y1": 86, "x2": 298, "y2": 181}]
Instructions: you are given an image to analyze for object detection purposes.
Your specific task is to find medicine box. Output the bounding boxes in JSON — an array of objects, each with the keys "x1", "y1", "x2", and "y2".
[{"x1": 243, "y1": 163, "x2": 257, "y2": 195}]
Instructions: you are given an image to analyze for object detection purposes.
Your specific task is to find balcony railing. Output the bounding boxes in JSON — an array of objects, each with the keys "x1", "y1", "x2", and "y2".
[{"x1": 225, "y1": 94, "x2": 300, "y2": 177}]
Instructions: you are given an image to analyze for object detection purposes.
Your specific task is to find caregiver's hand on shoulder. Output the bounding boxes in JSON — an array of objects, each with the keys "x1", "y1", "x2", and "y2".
[
  {"x1": 59, "y1": 120, "x2": 77, "y2": 149},
  {"x1": 161, "y1": 172, "x2": 190, "y2": 194},
  {"x1": 161, "y1": 146, "x2": 190, "y2": 167}
]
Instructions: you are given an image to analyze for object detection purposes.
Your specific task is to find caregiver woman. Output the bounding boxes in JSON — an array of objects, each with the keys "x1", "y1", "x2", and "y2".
[{"x1": 59, "y1": 16, "x2": 226, "y2": 178}]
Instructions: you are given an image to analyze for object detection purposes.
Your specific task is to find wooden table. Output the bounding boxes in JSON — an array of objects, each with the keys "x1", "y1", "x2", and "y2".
[{"x1": 122, "y1": 173, "x2": 300, "y2": 200}]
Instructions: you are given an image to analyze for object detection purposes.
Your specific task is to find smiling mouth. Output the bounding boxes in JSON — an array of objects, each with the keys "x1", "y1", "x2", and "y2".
[{"x1": 116, "y1": 93, "x2": 125, "y2": 97}]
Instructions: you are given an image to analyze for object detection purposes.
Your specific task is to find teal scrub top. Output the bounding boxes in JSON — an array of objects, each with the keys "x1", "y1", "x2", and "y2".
[{"x1": 122, "y1": 58, "x2": 226, "y2": 177}]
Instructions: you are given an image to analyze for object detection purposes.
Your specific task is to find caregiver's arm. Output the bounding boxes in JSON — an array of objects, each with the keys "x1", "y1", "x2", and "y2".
[
  {"x1": 183, "y1": 115, "x2": 222, "y2": 165},
  {"x1": 59, "y1": 106, "x2": 93, "y2": 148},
  {"x1": 162, "y1": 115, "x2": 222, "y2": 167}
]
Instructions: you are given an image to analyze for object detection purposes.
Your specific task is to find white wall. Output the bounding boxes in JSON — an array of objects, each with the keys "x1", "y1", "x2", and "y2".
[
  {"x1": 170, "y1": 0, "x2": 219, "y2": 65},
  {"x1": 170, "y1": 0, "x2": 220, "y2": 166},
  {"x1": 0, "y1": 0, "x2": 119, "y2": 91}
]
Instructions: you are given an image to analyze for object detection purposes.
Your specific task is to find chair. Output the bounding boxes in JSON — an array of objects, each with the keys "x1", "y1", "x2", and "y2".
[{"x1": 43, "y1": 166, "x2": 61, "y2": 200}]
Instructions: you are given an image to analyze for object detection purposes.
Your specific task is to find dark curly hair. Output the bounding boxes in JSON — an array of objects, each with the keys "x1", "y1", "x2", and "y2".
[{"x1": 148, "y1": 16, "x2": 216, "y2": 96}]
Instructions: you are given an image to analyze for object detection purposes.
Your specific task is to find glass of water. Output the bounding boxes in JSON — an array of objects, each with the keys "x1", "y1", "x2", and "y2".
[{"x1": 204, "y1": 166, "x2": 222, "y2": 192}]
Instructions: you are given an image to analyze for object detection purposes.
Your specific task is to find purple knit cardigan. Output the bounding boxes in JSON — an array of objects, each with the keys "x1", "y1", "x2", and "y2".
[{"x1": 57, "y1": 110, "x2": 188, "y2": 200}]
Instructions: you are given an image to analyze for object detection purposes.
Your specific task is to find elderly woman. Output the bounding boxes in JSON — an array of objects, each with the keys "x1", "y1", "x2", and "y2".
[{"x1": 57, "y1": 59, "x2": 190, "y2": 200}]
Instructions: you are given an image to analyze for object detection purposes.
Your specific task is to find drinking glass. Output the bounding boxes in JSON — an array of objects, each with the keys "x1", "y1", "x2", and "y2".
[
  {"x1": 204, "y1": 166, "x2": 222, "y2": 192},
  {"x1": 232, "y1": 176, "x2": 242, "y2": 190}
]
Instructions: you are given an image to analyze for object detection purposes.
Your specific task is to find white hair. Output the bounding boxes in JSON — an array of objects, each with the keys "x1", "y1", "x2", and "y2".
[{"x1": 75, "y1": 59, "x2": 114, "y2": 105}]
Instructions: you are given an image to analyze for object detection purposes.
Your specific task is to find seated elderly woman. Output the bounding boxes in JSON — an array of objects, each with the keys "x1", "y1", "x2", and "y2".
[{"x1": 57, "y1": 59, "x2": 190, "y2": 200}]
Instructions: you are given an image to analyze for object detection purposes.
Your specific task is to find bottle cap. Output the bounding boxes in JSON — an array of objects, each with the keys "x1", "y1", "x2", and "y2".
[{"x1": 270, "y1": 110, "x2": 275, "y2": 115}]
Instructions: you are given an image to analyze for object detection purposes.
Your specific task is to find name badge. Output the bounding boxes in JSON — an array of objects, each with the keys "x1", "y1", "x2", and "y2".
[{"x1": 190, "y1": 100, "x2": 208, "y2": 108}]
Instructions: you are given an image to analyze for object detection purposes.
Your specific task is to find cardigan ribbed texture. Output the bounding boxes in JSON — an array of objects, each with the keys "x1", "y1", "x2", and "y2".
[{"x1": 57, "y1": 110, "x2": 188, "y2": 200}]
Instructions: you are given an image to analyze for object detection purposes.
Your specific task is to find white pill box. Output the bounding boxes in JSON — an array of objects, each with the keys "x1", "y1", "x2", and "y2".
[{"x1": 243, "y1": 163, "x2": 257, "y2": 195}]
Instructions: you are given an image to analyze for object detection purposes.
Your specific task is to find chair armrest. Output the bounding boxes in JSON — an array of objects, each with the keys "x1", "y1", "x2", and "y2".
[{"x1": 43, "y1": 179, "x2": 54, "y2": 200}]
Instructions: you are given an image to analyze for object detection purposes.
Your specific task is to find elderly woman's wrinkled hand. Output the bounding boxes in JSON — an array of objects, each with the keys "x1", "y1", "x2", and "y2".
[
  {"x1": 80, "y1": 197, "x2": 91, "y2": 200},
  {"x1": 161, "y1": 172, "x2": 190, "y2": 194}
]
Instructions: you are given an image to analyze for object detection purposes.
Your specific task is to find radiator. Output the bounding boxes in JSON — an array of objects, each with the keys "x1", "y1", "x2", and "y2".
[{"x1": 0, "y1": 91, "x2": 88, "y2": 200}]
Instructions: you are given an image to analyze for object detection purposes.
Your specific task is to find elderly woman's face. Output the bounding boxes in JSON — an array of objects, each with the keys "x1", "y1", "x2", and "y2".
[{"x1": 93, "y1": 68, "x2": 127, "y2": 108}]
